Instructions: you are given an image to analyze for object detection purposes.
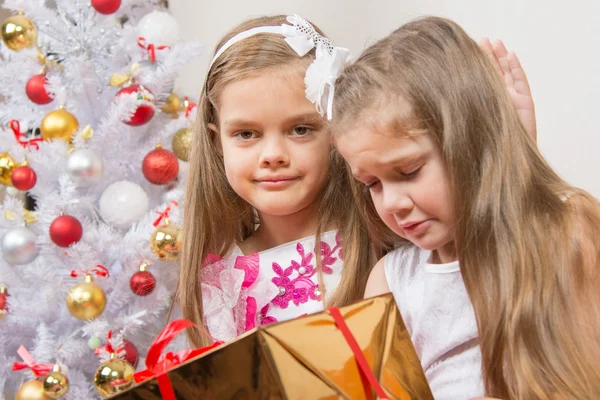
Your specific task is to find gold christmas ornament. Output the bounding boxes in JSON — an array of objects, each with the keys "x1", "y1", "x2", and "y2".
[
  {"x1": 40, "y1": 108, "x2": 79, "y2": 142},
  {"x1": 42, "y1": 364, "x2": 69, "y2": 399},
  {"x1": 150, "y1": 221, "x2": 182, "y2": 261},
  {"x1": 1, "y1": 14, "x2": 38, "y2": 51},
  {"x1": 0, "y1": 152, "x2": 18, "y2": 186},
  {"x1": 171, "y1": 127, "x2": 191, "y2": 162},
  {"x1": 66, "y1": 274, "x2": 106, "y2": 320},
  {"x1": 16, "y1": 379, "x2": 52, "y2": 400},
  {"x1": 93, "y1": 354, "x2": 135, "y2": 398},
  {"x1": 161, "y1": 93, "x2": 181, "y2": 114}
]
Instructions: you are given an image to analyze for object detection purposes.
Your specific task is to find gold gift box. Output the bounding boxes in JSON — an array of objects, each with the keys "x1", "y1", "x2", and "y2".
[{"x1": 113, "y1": 293, "x2": 433, "y2": 399}]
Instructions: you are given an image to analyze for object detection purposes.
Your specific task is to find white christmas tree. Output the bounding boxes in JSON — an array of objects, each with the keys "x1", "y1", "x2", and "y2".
[{"x1": 0, "y1": 0, "x2": 202, "y2": 398}]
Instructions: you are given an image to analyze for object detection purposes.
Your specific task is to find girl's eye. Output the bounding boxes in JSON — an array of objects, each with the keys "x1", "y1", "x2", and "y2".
[
  {"x1": 401, "y1": 166, "x2": 422, "y2": 179},
  {"x1": 290, "y1": 126, "x2": 313, "y2": 136},
  {"x1": 365, "y1": 180, "x2": 380, "y2": 191},
  {"x1": 234, "y1": 131, "x2": 257, "y2": 140}
]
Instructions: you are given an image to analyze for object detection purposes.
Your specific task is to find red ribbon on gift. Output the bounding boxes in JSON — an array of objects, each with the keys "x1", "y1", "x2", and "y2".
[
  {"x1": 153, "y1": 200, "x2": 178, "y2": 227},
  {"x1": 137, "y1": 37, "x2": 170, "y2": 63},
  {"x1": 133, "y1": 319, "x2": 222, "y2": 400},
  {"x1": 12, "y1": 345, "x2": 53, "y2": 377},
  {"x1": 330, "y1": 306, "x2": 390, "y2": 400},
  {"x1": 10, "y1": 120, "x2": 43, "y2": 150}
]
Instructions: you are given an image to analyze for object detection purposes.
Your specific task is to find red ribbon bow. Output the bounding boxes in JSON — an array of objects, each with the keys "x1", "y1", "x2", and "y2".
[
  {"x1": 183, "y1": 97, "x2": 197, "y2": 118},
  {"x1": 10, "y1": 120, "x2": 43, "y2": 150},
  {"x1": 153, "y1": 200, "x2": 178, "y2": 227},
  {"x1": 93, "y1": 330, "x2": 121, "y2": 356},
  {"x1": 12, "y1": 345, "x2": 53, "y2": 377},
  {"x1": 133, "y1": 319, "x2": 222, "y2": 400},
  {"x1": 137, "y1": 37, "x2": 171, "y2": 63},
  {"x1": 330, "y1": 307, "x2": 390, "y2": 400},
  {"x1": 70, "y1": 264, "x2": 110, "y2": 279}
]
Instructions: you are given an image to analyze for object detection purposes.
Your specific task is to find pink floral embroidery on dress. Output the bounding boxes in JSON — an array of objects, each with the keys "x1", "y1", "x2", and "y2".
[{"x1": 268, "y1": 233, "x2": 342, "y2": 311}]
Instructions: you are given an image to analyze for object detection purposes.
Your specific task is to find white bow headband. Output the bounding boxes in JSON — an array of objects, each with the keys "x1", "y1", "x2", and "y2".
[{"x1": 207, "y1": 15, "x2": 352, "y2": 120}]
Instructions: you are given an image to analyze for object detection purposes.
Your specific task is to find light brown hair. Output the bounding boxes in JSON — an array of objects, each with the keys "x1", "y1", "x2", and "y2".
[
  {"x1": 179, "y1": 15, "x2": 381, "y2": 347},
  {"x1": 332, "y1": 16, "x2": 600, "y2": 400}
]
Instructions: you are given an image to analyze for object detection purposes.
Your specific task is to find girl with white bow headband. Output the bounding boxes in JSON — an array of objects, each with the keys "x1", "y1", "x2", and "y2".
[{"x1": 177, "y1": 15, "x2": 386, "y2": 347}]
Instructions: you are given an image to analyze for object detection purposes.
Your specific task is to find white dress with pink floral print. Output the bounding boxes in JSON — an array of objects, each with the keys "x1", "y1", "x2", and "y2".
[{"x1": 200, "y1": 230, "x2": 343, "y2": 342}]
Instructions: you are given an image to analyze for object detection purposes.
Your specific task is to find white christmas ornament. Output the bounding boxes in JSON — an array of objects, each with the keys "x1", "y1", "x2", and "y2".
[
  {"x1": 67, "y1": 148, "x2": 104, "y2": 187},
  {"x1": 137, "y1": 11, "x2": 180, "y2": 47},
  {"x1": 1, "y1": 226, "x2": 39, "y2": 265},
  {"x1": 99, "y1": 180, "x2": 149, "y2": 229}
]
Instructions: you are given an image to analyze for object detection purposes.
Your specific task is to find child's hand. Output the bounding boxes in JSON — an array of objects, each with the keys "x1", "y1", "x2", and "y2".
[{"x1": 480, "y1": 38, "x2": 537, "y2": 142}]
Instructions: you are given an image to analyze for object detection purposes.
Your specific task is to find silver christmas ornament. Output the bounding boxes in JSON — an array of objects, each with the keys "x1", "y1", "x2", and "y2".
[
  {"x1": 1, "y1": 226, "x2": 39, "y2": 265},
  {"x1": 67, "y1": 148, "x2": 103, "y2": 187}
]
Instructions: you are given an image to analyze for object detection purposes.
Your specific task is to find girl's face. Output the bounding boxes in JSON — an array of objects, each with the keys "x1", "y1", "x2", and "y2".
[
  {"x1": 212, "y1": 67, "x2": 330, "y2": 218},
  {"x1": 335, "y1": 103, "x2": 457, "y2": 263}
]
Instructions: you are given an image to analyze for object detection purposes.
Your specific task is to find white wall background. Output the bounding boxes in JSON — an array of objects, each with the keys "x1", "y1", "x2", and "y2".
[{"x1": 170, "y1": 0, "x2": 600, "y2": 198}]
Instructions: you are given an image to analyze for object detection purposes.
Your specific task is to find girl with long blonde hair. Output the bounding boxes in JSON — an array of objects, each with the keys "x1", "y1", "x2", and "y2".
[
  {"x1": 178, "y1": 15, "x2": 384, "y2": 348},
  {"x1": 332, "y1": 16, "x2": 600, "y2": 400}
]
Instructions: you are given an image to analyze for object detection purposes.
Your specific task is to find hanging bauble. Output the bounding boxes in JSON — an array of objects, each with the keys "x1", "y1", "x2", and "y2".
[
  {"x1": 66, "y1": 148, "x2": 103, "y2": 187},
  {"x1": 142, "y1": 144, "x2": 179, "y2": 185},
  {"x1": 66, "y1": 274, "x2": 106, "y2": 320},
  {"x1": 99, "y1": 180, "x2": 149, "y2": 229},
  {"x1": 40, "y1": 109, "x2": 79, "y2": 142},
  {"x1": 130, "y1": 262, "x2": 155, "y2": 296},
  {"x1": 116, "y1": 84, "x2": 155, "y2": 126},
  {"x1": 171, "y1": 127, "x2": 192, "y2": 162},
  {"x1": 0, "y1": 152, "x2": 18, "y2": 186},
  {"x1": 88, "y1": 336, "x2": 101, "y2": 349},
  {"x1": 122, "y1": 339, "x2": 139, "y2": 368},
  {"x1": 0, "y1": 285, "x2": 9, "y2": 317},
  {"x1": 93, "y1": 354, "x2": 135, "y2": 398},
  {"x1": 16, "y1": 379, "x2": 52, "y2": 400},
  {"x1": 150, "y1": 222, "x2": 182, "y2": 261},
  {"x1": 138, "y1": 11, "x2": 180, "y2": 47},
  {"x1": 26, "y1": 74, "x2": 53, "y2": 105},
  {"x1": 91, "y1": 0, "x2": 121, "y2": 15},
  {"x1": 42, "y1": 364, "x2": 69, "y2": 399},
  {"x1": 160, "y1": 93, "x2": 181, "y2": 115},
  {"x1": 1, "y1": 15, "x2": 38, "y2": 51},
  {"x1": 1, "y1": 226, "x2": 39, "y2": 265},
  {"x1": 49, "y1": 215, "x2": 83, "y2": 248},
  {"x1": 11, "y1": 165, "x2": 37, "y2": 191}
]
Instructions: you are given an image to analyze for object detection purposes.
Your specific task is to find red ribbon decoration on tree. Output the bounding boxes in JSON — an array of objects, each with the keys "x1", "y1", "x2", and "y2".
[
  {"x1": 137, "y1": 37, "x2": 171, "y2": 63},
  {"x1": 70, "y1": 264, "x2": 110, "y2": 279},
  {"x1": 153, "y1": 200, "x2": 178, "y2": 227},
  {"x1": 10, "y1": 120, "x2": 43, "y2": 150},
  {"x1": 12, "y1": 345, "x2": 54, "y2": 377},
  {"x1": 184, "y1": 97, "x2": 197, "y2": 118},
  {"x1": 329, "y1": 306, "x2": 390, "y2": 400},
  {"x1": 133, "y1": 319, "x2": 222, "y2": 400},
  {"x1": 94, "y1": 330, "x2": 119, "y2": 356}
]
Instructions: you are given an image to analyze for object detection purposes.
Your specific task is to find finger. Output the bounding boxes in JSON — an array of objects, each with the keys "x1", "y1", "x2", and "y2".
[
  {"x1": 479, "y1": 37, "x2": 502, "y2": 75},
  {"x1": 507, "y1": 51, "x2": 532, "y2": 96},
  {"x1": 492, "y1": 40, "x2": 513, "y2": 87}
]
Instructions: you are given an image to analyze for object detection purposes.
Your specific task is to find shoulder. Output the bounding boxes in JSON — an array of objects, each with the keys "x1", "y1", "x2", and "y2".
[{"x1": 364, "y1": 257, "x2": 389, "y2": 298}]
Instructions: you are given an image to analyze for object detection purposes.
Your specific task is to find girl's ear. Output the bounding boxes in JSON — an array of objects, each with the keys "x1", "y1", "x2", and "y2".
[{"x1": 208, "y1": 123, "x2": 222, "y2": 155}]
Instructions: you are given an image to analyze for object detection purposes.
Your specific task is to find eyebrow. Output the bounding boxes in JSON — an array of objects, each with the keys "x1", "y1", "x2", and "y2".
[{"x1": 224, "y1": 112, "x2": 322, "y2": 128}]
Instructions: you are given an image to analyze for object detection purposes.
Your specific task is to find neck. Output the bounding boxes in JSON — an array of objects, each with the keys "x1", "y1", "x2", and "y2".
[
  {"x1": 431, "y1": 241, "x2": 458, "y2": 264},
  {"x1": 244, "y1": 203, "x2": 321, "y2": 253}
]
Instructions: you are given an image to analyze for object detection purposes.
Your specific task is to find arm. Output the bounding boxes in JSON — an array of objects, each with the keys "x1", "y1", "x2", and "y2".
[
  {"x1": 479, "y1": 38, "x2": 537, "y2": 142},
  {"x1": 363, "y1": 257, "x2": 390, "y2": 298}
]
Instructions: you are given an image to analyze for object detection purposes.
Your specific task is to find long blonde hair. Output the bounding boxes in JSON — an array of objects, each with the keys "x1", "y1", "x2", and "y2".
[
  {"x1": 179, "y1": 15, "x2": 380, "y2": 347},
  {"x1": 332, "y1": 16, "x2": 600, "y2": 400}
]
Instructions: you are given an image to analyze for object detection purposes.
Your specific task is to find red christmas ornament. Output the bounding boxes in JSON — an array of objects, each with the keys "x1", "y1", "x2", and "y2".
[
  {"x1": 91, "y1": 0, "x2": 121, "y2": 14},
  {"x1": 0, "y1": 285, "x2": 9, "y2": 317},
  {"x1": 116, "y1": 84, "x2": 155, "y2": 126},
  {"x1": 49, "y1": 215, "x2": 83, "y2": 247},
  {"x1": 11, "y1": 165, "x2": 37, "y2": 191},
  {"x1": 130, "y1": 262, "x2": 156, "y2": 296},
  {"x1": 25, "y1": 73, "x2": 53, "y2": 105},
  {"x1": 142, "y1": 145, "x2": 179, "y2": 185},
  {"x1": 122, "y1": 339, "x2": 139, "y2": 368}
]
